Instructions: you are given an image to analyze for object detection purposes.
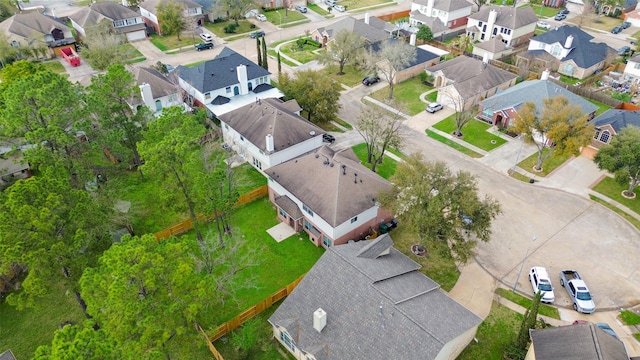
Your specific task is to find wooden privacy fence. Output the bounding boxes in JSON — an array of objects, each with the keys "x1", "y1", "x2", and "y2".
[{"x1": 154, "y1": 185, "x2": 268, "y2": 240}]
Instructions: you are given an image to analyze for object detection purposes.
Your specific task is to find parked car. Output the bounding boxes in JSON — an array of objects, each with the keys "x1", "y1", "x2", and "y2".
[
  {"x1": 618, "y1": 45, "x2": 631, "y2": 55},
  {"x1": 199, "y1": 33, "x2": 213, "y2": 42},
  {"x1": 426, "y1": 102, "x2": 443, "y2": 113},
  {"x1": 622, "y1": 21, "x2": 632, "y2": 29},
  {"x1": 559, "y1": 8, "x2": 569, "y2": 15},
  {"x1": 333, "y1": 4, "x2": 345, "y2": 11},
  {"x1": 554, "y1": 13, "x2": 566, "y2": 21},
  {"x1": 324, "y1": 0, "x2": 336, "y2": 6},
  {"x1": 245, "y1": 9, "x2": 259, "y2": 18},
  {"x1": 362, "y1": 75, "x2": 380, "y2": 86},
  {"x1": 595, "y1": 323, "x2": 620, "y2": 340},
  {"x1": 295, "y1": 4, "x2": 307, "y2": 12},
  {"x1": 195, "y1": 42, "x2": 214, "y2": 51},
  {"x1": 559, "y1": 269, "x2": 595, "y2": 314},
  {"x1": 529, "y1": 267, "x2": 555, "y2": 303},
  {"x1": 250, "y1": 30, "x2": 265, "y2": 38},
  {"x1": 536, "y1": 21, "x2": 551, "y2": 29},
  {"x1": 255, "y1": 14, "x2": 267, "y2": 21},
  {"x1": 612, "y1": 26, "x2": 623, "y2": 34},
  {"x1": 322, "y1": 134, "x2": 335, "y2": 143}
]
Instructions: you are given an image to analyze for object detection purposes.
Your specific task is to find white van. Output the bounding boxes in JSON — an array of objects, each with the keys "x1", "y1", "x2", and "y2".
[{"x1": 324, "y1": 0, "x2": 336, "y2": 6}]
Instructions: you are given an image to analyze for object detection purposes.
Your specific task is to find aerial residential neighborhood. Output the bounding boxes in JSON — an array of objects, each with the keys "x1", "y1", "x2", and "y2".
[{"x1": 1, "y1": 0, "x2": 640, "y2": 359}]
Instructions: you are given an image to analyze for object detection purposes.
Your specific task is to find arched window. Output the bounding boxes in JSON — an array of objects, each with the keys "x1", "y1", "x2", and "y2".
[
  {"x1": 233, "y1": 86, "x2": 239, "y2": 96},
  {"x1": 600, "y1": 130, "x2": 611, "y2": 143},
  {"x1": 248, "y1": 82, "x2": 253, "y2": 91}
]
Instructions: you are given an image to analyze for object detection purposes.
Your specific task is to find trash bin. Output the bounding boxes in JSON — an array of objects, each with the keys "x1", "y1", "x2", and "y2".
[{"x1": 380, "y1": 223, "x2": 389, "y2": 234}]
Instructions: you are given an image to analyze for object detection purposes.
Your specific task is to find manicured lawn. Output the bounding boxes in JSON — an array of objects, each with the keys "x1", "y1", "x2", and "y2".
[
  {"x1": 278, "y1": 40, "x2": 321, "y2": 64},
  {"x1": 592, "y1": 176, "x2": 640, "y2": 215},
  {"x1": 352, "y1": 143, "x2": 398, "y2": 180},
  {"x1": 204, "y1": 19, "x2": 257, "y2": 39},
  {"x1": 495, "y1": 288, "x2": 560, "y2": 319},
  {"x1": 268, "y1": 50, "x2": 297, "y2": 67},
  {"x1": 338, "y1": 0, "x2": 392, "y2": 11},
  {"x1": 426, "y1": 91, "x2": 438, "y2": 102},
  {"x1": 517, "y1": 151, "x2": 572, "y2": 177},
  {"x1": 263, "y1": 9, "x2": 307, "y2": 25},
  {"x1": 333, "y1": 117, "x2": 353, "y2": 130},
  {"x1": 588, "y1": 98, "x2": 612, "y2": 116},
  {"x1": 590, "y1": 195, "x2": 640, "y2": 231},
  {"x1": 425, "y1": 129, "x2": 483, "y2": 158},
  {"x1": 520, "y1": 4, "x2": 558, "y2": 18},
  {"x1": 369, "y1": 77, "x2": 433, "y2": 115},
  {"x1": 322, "y1": 64, "x2": 367, "y2": 87},
  {"x1": 457, "y1": 301, "x2": 523, "y2": 360},
  {"x1": 0, "y1": 279, "x2": 87, "y2": 360},
  {"x1": 308, "y1": 3, "x2": 332, "y2": 16},
  {"x1": 40, "y1": 60, "x2": 66, "y2": 74},
  {"x1": 568, "y1": 14, "x2": 621, "y2": 32},
  {"x1": 432, "y1": 117, "x2": 507, "y2": 151},
  {"x1": 619, "y1": 309, "x2": 640, "y2": 325},
  {"x1": 150, "y1": 33, "x2": 199, "y2": 51},
  {"x1": 509, "y1": 169, "x2": 537, "y2": 183}
]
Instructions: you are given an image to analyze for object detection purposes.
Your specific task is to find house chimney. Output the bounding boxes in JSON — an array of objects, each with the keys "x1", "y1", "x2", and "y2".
[
  {"x1": 564, "y1": 35, "x2": 574, "y2": 48},
  {"x1": 365, "y1": 12, "x2": 370, "y2": 24},
  {"x1": 266, "y1": 134, "x2": 274, "y2": 152},
  {"x1": 410, "y1": 33, "x2": 416, "y2": 46},
  {"x1": 313, "y1": 308, "x2": 327, "y2": 333},
  {"x1": 236, "y1": 64, "x2": 248, "y2": 96},
  {"x1": 426, "y1": 0, "x2": 434, "y2": 16},
  {"x1": 482, "y1": 52, "x2": 489, "y2": 64},
  {"x1": 487, "y1": 9, "x2": 497, "y2": 35},
  {"x1": 541, "y1": 69, "x2": 550, "y2": 80},
  {"x1": 139, "y1": 83, "x2": 155, "y2": 111}
]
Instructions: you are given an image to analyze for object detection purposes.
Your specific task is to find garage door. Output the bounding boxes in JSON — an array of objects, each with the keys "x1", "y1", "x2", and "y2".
[{"x1": 127, "y1": 30, "x2": 147, "y2": 42}]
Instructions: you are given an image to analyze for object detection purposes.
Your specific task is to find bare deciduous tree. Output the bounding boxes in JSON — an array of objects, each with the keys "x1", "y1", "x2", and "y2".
[
  {"x1": 371, "y1": 40, "x2": 416, "y2": 100},
  {"x1": 355, "y1": 100, "x2": 405, "y2": 173}
]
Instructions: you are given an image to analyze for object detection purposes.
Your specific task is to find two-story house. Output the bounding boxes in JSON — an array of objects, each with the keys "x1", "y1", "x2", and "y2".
[
  {"x1": 69, "y1": 2, "x2": 146, "y2": 42},
  {"x1": 126, "y1": 65, "x2": 186, "y2": 116},
  {"x1": 466, "y1": 6, "x2": 537, "y2": 51},
  {"x1": 176, "y1": 47, "x2": 284, "y2": 117},
  {"x1": 139, "y1": 0, "x2": 204, "y2": 35},
  {"x1": 267, "y1": 146, "x2": 393, "y2": 248},
  {"x1": 624, "y1": 53, "x2": 640, "y2": 83},
  {"x1": 218, "y1": 98, "x2": 324, "y2": 173},
  {"x1": 409, "y1": 0, "x2": 473, "y2": 35},
  {"x1": 0, "y1": 12, "x2": 76, "y2": 57},
  {"x1": 311, "y1": 15, "x2": 390, "y2": 47}
]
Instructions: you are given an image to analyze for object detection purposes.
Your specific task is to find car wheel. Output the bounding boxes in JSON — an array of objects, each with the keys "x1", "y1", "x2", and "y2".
[
  {"x1": 560, "y1": 278, "x2": 564, "y2": 287},
  {"x1": 573, "y1": 303, "x2": 578, "y2": 311}
]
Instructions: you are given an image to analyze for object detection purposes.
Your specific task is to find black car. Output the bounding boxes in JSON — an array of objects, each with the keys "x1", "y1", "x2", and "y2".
[
  {"x1": 195, "y1": 42, "x2": 214, "y2": 51},
  {"x1": 559, "y1": 9, "x2": 569, "y2": 15},
  {"x1": 362, "y1": 75, "x2": 380, "y2": 86},
  {"x1": 322, "y1": 134, "x2": 336, "y2": 144},
  {"x1": 618, "y1": 46, "x2": 631, "y2": 55},
  {"x1": 622, "y1": 21, "x2": 632, "y2": 29},
  {"x1": 612, "y1": 26, "x2": 623, "y2": 34},
  {"x1": 250, "y1": 30, "x2": 265, "y2": 38}
]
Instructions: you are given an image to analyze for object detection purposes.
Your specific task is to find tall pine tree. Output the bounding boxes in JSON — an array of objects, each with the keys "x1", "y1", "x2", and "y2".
[
  {"x1": 262, "y1": 37, "x2": 268, "y2": 70},
  {"x1": 256, "y1": 37, "x2": 262, "y2": 70}
]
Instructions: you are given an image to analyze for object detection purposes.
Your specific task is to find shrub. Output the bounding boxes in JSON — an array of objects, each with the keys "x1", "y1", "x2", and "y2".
[
  {"x1": 304, "y1": 39, "x2": 321, "y2": 48},
  {"x1": 223, "y1": 24, "x2": 238, "y2": 34},
  {"x1": 249, "y1": 24, "x2": 256, "y2": 29}
]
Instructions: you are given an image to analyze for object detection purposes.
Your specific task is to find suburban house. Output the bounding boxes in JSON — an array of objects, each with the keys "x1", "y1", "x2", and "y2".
[
  {"x1": 267, "y1": 146, "x2": 392, "y2": 247},
  {"x1": 624, "y1": 53, "x2": 640, "y2": 84},
  {"x1": 526, "y1": 322, "x2": 629, "y2": 360},
  {"x1": 0, "y1": 12, "x2": 76, "y2": 57},
  {"x1": 139, "y1": 0, "x2": 204, "y2": 35},
  {"x1": 466, "y1": 6, "x2": 537, "y2": 48},
  {"x1": 623, "y1": 1, "x2": 640, "y2": 27},
  {"x1": 311, "y1": 15, "x2": 390, "y2": 47},
  {"x1": 175, "y1": 47, "x2": 284, "y2": 117},
  {"x1": 409, "y1": 0, "x2": 473, "y2": 33},
  {"x1": 370, "y1": 39, "x2": 441, "y2": 83},
  {"x1": 0, "y1": 350, "x2": 16, "y2": 360},
  {"x1": 477, "y1": 74, "x2": 599, "y2": 128},
  {"x1": 425, "y1": 55, "x2": 518, "y2": 110},
  {"x1": 69, "y1": 2, "x2": 146, "y2": 42},
  {"x1": 217, "y1": 98, "x2": 324, "y2": 172},
  {"x1": 517, "y1": 25, "x2": 615, "y2": 80},
  {"x1": 0, "y1": 153, "x2": 30, "y2": 188},
  {"x1": 126, "y1": 65, "x2": 185, "y2": 116},
  {"x1": 268, "y1": 234, "x2": 483, "y2": 360},
  {"x1": 589, "y1": 109, "x2": 640, "y2": 147}
]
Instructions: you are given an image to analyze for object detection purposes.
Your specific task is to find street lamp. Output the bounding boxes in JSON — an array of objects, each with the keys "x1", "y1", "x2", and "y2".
[
  {"x1": 512, "y1": 236, "x2": 537, "y2": 293},
  {"x1": 275, "y1": 10, "x2": 282, "y2": 41}
]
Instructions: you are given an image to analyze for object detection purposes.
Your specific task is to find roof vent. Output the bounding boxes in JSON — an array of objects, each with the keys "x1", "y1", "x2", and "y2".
[
  {"x1": 342, "y1": 164, "x2": 346, "y2": 175},
  {"x1": 310, "y1": 130, "x2": 316, "y2": 136},
  {"x1": 313, "y1": 308, "x2": 327, "y2": 333}
]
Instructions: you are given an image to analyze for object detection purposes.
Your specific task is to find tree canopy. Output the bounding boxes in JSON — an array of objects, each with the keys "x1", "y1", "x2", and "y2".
[
  {"x1": 380, "y1": 154, "x2": 501, "y2": 263},
  {"x1": 355, "y1": 100, "x2": 404, "y2": 173},
  {"x1": 215, "y1": 0, "x2": 255, "y2": 26},
  {"x1": 594, "y1": 126, "x2": 640, "y2": 197},
  {"x1": 373, "y1": 40, "x2": 416, "y2": 100},
  {"x1": 278, "y1": 69, "x2": 342, "y2": 124},
  {"x1": 416, "y1": 25, "x2": 433, "y2": 43},
  {"x1": 158, "y1": 1, "x2": 187, "y2": 40},
  {"x1": 317, "y1": 29, "x2": 364, "y2": 75},
  {"x1": 33, "y1": 321, "x2": 121, "y2": 360},
  {"x1": 81, "y1": 20, "x2": 132, "y2": 70}
]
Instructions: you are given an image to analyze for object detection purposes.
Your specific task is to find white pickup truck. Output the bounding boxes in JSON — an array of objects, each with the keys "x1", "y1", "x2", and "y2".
[{"x1": 559, "y1": 269, "x2": 595, "y2": 314}]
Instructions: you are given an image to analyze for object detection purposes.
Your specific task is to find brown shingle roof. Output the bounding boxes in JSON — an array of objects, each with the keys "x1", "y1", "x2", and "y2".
[
  {"x1": 127, "y1": 65, "x2": 178, "y2": 100},
  {"x1": 0, "y1": 12, "x2": 71, "y2": 39}
]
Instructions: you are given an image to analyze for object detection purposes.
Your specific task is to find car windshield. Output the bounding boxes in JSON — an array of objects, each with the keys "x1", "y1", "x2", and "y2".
[
  {"x1": 538, "y1": 283, "x2": 552, "y2": 291},
  {"x1": 577, "y1": 291, "x2": 592, "y2": 301}
]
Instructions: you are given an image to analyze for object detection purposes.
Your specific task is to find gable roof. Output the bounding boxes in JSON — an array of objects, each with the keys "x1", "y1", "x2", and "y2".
[
  {"x1": 479, "y1": 79, "x2": 598, "y2": 115},
  {"x1": 139, "y1": 0, "x2": 201, "y2": 13},
  {"x1": 530, "y1": 323, "x2": 628, "y2": 360},
  {"x1": 426, "y1": 56, "x2": 518, "y2": 100},
  {"x1": 0, "y1": 12, "x2": 72, "y2": 39},
  {"x1": 592, "y1": 109, "x2": 640, "y2": 133},
  {"x1": 529, "y1": 25, "x2": 614, "y2": 68},
  {"x1": 267, "y1": 146, "x2": 391, "y2": 227},
  {"x1": 370, "y1": 40, "x2": 439, "y2": 69},
  {"x1": 127, "y1": 65, "x2": 178, "y2": 101},
  {"x1": 413, "y1": 0, "x2": 473, "y2": 11},
  {"x1": 475, "y1": 35, "x2": 508, "y2": 52},
  {"x1": 70, "y1": 2, "x2": 140, "y2": 28},
  {"x1": 408, "y1": 10, "x2": 449, "y2": 33},
  {"x1": 268, "y1": 234, "x2": 482, "y2": 360},
  {"x1": 218, "y1": 98, "x2": 322, "y2": 154},
  {"x1": 0, "y1": 350, "x2": 16, "y2": 360},
  {"x1": 468, "y1": 6, "x2": 538, "y2": 28},
  {"x1": 176, "y1": 47, "x2": 271, "y2": 94},
  {"x1": 316, "y1": 16, "x2": 389, "y2": 44}
]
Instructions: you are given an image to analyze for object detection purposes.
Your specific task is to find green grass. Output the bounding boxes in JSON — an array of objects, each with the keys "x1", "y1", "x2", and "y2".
[
  {"x1": 587, "y1": 98, "x2": 612, "y2": 116},
  {"x1": 263, "y1": 9, "x2": 308, "y2": 25},
  {"x1": 307, "y1": 3, "x2": 332, "y2": 16},
  {"x1": 351, "y1": 143, "x2": 398, "y2": 180},
  {"x1": 40, "y1": 60, "x2": 66, "y2": 74},
  {"x1": 268, "y1": 50, "x2": 297, "y2": 67},
  {"x1": 234, "y1": 162, "x2": 268, "y2": 194},
  {"x1": 592, "y1": 176, "x2": 640, "y2": 215},
  {"x1": 425, "y1": 129, "x2": 483, "y2": 158},
  {"x1": 0, "y1": 279, "x2": 87, "y2": 360},
  {"x1": 590, "y1": 195, "x2": 640, "y2": 231},
  {"x1": 322, "y1": 64, "x2": 367, "y2": 87},
  {"x1": 369, "y1": 77, "x2": 433, "y2": 115},
  {"x1": 184, "y1": 59, "x2": 207, "y2": 67},
  {"x1": 619, "y1": 310, "x2": 640, "y2": 325},
  {"x1": 635, "y1": 333, "x2": 640, "y2": 342},
  {"x1": 337, "y1": 0, "x2": 392, "y2": 11},
  {"x1": 495, "y1": 288, "x2": 560, "y2": 319},
  {"x1": 278, "y1": 41, "x2": 321, "y2": 64},
  {"x1": 333, "y1": 117, "x2": 353, "y2": 130},
  {"x1": 432, "y1": 117, "x2": 507, "y2": 151},
  {"x1": 508, "y1": 169, "x2": 537, "y2": 183},
  {"x1": 457, "y1": 301, "x2": 523, "y2": 360},
  {"x1": 149, "y1": 33, "x2": 199, "y2": 51},
  {"x1": 517, "y1": 151, "x2": 572, "y2": 177},
  {"x1": 426, "y1": 91, "x2": 438, "y2": 102},
  {"x1": 520, "y1": 4, "x2": 562, "y2": 17},
  {"x1": 204, "y1": 20, "x2": 257, "y2": 39},
  {"x1": 568, "y1": 14, "x2": 622, "y2": 32}
]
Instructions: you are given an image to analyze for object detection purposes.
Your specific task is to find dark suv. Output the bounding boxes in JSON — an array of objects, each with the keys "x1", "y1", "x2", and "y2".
[
  {"x1": 362, "y1": 75, "x2": 380, "y2": 86},
  {"x1": 195, "y1": 42, "x2": 214, "y2": 51},
  {"x1": 250, "y1": 30, "x2": 265, "y2": 38}
]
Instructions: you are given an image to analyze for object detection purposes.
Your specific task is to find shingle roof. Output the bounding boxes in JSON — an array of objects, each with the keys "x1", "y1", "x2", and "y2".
[
  {"x1": 0, "y1": 12, "x2": 71, "y2": 39},
  {"x1": 412, "y1": 0, "x2": 473, "y2": 11},
  {"x1": 426, "y1": 56, "x2": 518, "y2": 99},
  {"x1": 0, "y1": 350, "x2": 16, "y2": 360},
  {"x1": 592, "y1": 109, "x2": 640, "y2": 133},
  {"x1": 267, "y1": 146, "x2": 391, "y2": 227},
  {"x1": 176, "y1": 47, "x2": 271, "y2": 94},
  {"x1": 468, "y1": 6, "x2": 538, "y2": 28},
  {"x1": 268, "y1": 235, "x2": 482, "y2": 360},
  {"x1": 409, "y1": 10, "x2": 450, "y2": 33},
  {"x1": 139, "y1": 0, "x2": 201, "y2": 12},
  {"x1": 479, "y1": 79, "x2": 598, "y2": 115},
  {"x1": 529, "y1": 25, "x2": 614, "y2": 68},
  {"x1": 475, "y1": 35, "x2": 508, "y2": 52},
  {"x1": 317, "y1": 16, "x2": 389, "y2": 44},
  {"x1": 127, "y1": 65, "x2": 178, "y2": 100},
  {"x1": 370, "y1": 40, "x2": 439, "y2": 69},
  {"x1": 530, "y1": 323, "x2": 629, "y2": 360},
  {"x1": 218, "y1": 98, "x2": 322, "y2": 154},
  {"x1": 70, "y1": 2, "x2": 140, "y2": 28}
]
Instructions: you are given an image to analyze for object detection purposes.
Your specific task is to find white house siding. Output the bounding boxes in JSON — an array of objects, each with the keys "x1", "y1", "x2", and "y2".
[
  {"x1": 434, "y1": 324, "x2": 480, "y2": 360},
  {"x1": 332, "y1": 205, "x2": 380, "y2": 240},
  {"x1": 140, "y1": 7, "x2": 158, "y2": 24},
  {"x1": 509, "y1": 23, "x2": 535, "y2": 45},
  {"x1": 70, "y1": 20, "x2": 86, "y2": 37},
  {"x1": 624, "y1": 60, "x2": 640, "y2": 83},
  {"x1": 267, "y1": 137, "x2": 324, "y2": 167}
]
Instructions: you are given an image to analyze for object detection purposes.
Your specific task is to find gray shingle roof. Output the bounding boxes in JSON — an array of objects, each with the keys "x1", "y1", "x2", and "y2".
[
  {"x1": 175, "y1": 47, "x2": 271, "y2": 94},
  {"x1": 468, "y1": 6, "x2": 538, "y2": 29},
  {"x1": 317, "y1": 16, "x2": 389, "y2": 44},
  {"x1": 218, "y1": 98, "x2": 322, "y2": 154},
  {"x1": 409, "y1": 10, "x2": 450, "y2": 33},
  {"x1": 0, "y1": 350, "x2": 16, "y2": 360},
  {"x1": 267, "y1": 146, "x2": 391, "y2": 227},
  {"x1": 478, "y1": 79, "x2": 598, "y2": 116},
  {"x1": 268, "y1": 235, "x2": 482, "y2": 360},
  {"x1": 592, "y1": 109, "x2": 640, "y2": 133},
  {"x1": 530, "y1": 323, "x2": 629, "y2": 360},
  {"x1": 70, "y1": 2, "x2": 140, "y2": 27},
  {"x1": 475, "y1": 35, "x2": 508, "y2": 52},
  {"x1": 0, "y1": 12, "x2": 72, "y2": 39},
  {"x1": 528, "y1": 25, "x2": 614, "y2": 68},
  {"x1": 370, "y1": 40, "x2": 439, "y2": 68},
  {"x1": 274, "y1": 195, "x2": 303, "y2": 219},
  {"x1": 127, "y1": 65, "x2": 178, "y2": 101},
  {"x1": 413, "y1": 0, "x2": 473, "y2": 11}
]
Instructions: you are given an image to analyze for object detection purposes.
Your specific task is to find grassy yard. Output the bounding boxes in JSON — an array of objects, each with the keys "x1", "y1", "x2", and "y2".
[
  {"x1": 568, "y1": 14, "x2": 622, "y2": 32},
  {"x1": 0, "y1": 280, "x2": 87, "y2": 360},
  {"x1": 619, "y1": 309, "x2": 640, "y2": 325},
  {"x1": 592, "y1": 176, "x2": 640, "y2": 215},
  {"x1": 588, "y1": 98, "x2": 613, "y2": 116},
  {"x1": 457, "y1": 301, "x2": 523, "y2": 360},
  {"x1": 521, "y1": 4, "x2": 560, "y2": 18},
  {"x1": 433, "y1": 117, "x2": 507, "y2": 151},
  {"x1": 268, "y1": 49, "x2": 298, "y2": 67},
  {"x1": 425, "y1": 129, "x2": 483, "y2": 158},
  {"x1": 590, "y1": 195, "x2": 640, "y2": 230},
  {"x1": 40, "y1": 60, "x2": 66, "y2": 74},
  {"x1": 352, "y1": 143, "x2": 398, "y2": 180},
  {"x1": 369, "y1": 77, "x2": 433, "y2": 115},
  {"x1": 426, "y1": 91, "x2": 437, "y2": 102},
  {"x1": 278, "y1": 40, "x2": 321, "y2": 64},
  {"x1": 517, "y1": 151, "x2": 572, "y2": 177},
  {"x1": 322, "y1": 64, "x2": 367, "y2": 87},
  {"x1": 204, "y1": 19, "x2": 258, "y2": 39},
  {"x1": 263, "y1": 9, "x2": 308, "y2": 25},
  {"x1": 495, "y1": 288, "x2": 560, "y2": 319},
  {"x1": 308, "y1": 3, "x2": 332, "y2": 16},
  {"x1": 150, "y1": 33, "x2": 199, "y2": 51}
]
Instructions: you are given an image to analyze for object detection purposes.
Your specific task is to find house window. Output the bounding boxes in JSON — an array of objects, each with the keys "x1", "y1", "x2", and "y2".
[
  {"x1": 205, "y1": 92, "x2": 211, "y2": 100},
  {"x1": 635, "y1": 63, "x2": 640, "y2": 69},
  {"x1": 155, "y1": 100, "x2": 162, "y2": 112},
  {"x1": 168, "y1": 94, "x2": 178, "y2": 102},
  {"x1": 350, "y1": 216, "x2": 358, "y2": 223},
  {"x1": 125, "y1": 18, "x2": 138, "y2": 25},
  {"x1": 279, "y1": 207, "x2": 287, "y2": 218},
  {"x1": 600, "y1": 130, "x2": 611, "y2": 143},
  {"x1": 234, "y1": 86, "x2": 239, "y2": 96},
  {"x1": 226, "y1": 87, "x2": 231, "y2": 93},
  {"x1": 551, "y1": 45, "x2": 562, "y2": 57},
  {"x1": 594, "y1": 129, "x2": 600, "y2": 139},
  {"x1": 302, "y1": 204, "x2": 314, "y2": 216},
  {"x1": 280, "y1": 331, "x2": 295, "y2": 352},
  {"x1": 248, "y1": 82, "x2": 253, "y2": 91},
  {"x1": 478, "y1": 21, "x2": 483, "y2": 27},
  {"x1": 538, "y1": 42, "x2": 545, "y2": 49},
  {"x1": 188, "y1": 7, "x2": 198, "y2": 14},
  {"x1": 323, "y1": 236, "x2": 331, "y2": 247},
  {"x1": 113, "y1": 19, "x2": 125, "y2": 27},
  {"x1": 240, "y1": 135, "x2": 244, "y2": 141},
  {"x1": 253, "y1": 157, "x2": 262, "y2": 170},
  {"x1": 11, "y1": 40, "x2": 19, "y2": 47}
]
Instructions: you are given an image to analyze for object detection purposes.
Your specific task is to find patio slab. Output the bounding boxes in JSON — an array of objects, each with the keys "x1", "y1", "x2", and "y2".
[{"x1": 267, "y1": 222, "x2": 296, "y2": 243}]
